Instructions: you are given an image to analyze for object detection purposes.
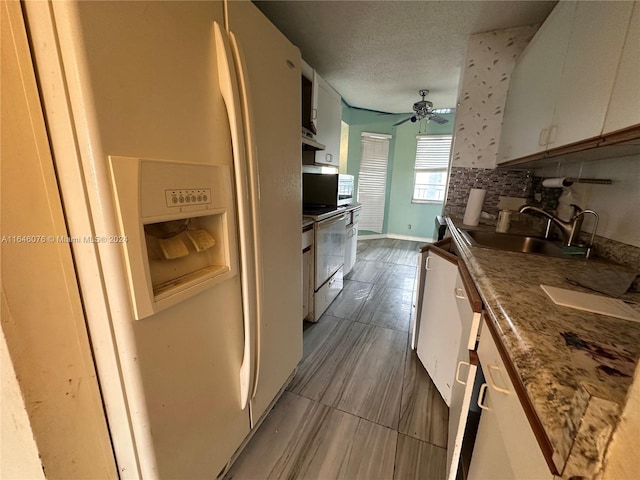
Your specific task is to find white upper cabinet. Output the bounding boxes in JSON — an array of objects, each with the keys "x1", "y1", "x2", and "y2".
[
  {"x1": 314, "y1": 74, "x2": 342, "y2": 166},
  {"x1": 498, "y1": 1, "x2": 576, "y2": 163},
  {"x1": 498, "y1": 1, "x2": 636, "y2": 164},
  {"x1": 603, "y1": 3, "x2": 640, "y2": 134},
  {"x1": 550, "y1": 1, "x2": 633, "y2": 147}
]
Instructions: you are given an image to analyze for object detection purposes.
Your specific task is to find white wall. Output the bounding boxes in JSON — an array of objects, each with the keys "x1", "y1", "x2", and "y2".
[{"x1": 534, "y1": 154, "x2": 640, "y2": 247}]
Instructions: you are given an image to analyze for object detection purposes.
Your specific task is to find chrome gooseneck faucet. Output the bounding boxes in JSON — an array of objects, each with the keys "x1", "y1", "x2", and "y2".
[{"x1": 518, "y1": 204, "x2": 599, "y2": 256}]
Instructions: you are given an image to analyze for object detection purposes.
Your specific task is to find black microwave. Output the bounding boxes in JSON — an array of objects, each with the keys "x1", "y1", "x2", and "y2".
[{"x1": 303, "y1": 173, "x2": 354, "y2": 208}]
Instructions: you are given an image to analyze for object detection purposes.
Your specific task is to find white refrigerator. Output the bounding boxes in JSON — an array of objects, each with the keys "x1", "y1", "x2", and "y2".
[{"x1": 24, "y1": 1, "x2": 302, "y2": 478}]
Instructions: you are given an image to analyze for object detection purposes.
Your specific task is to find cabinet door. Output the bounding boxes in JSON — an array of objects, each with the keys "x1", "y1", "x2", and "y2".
[
  {"x1": 416, "y1": 251, "x2": 460, "y2": 406},
  {"x1": 475, "y1": 319, "x2": 554, "y2": 479},
  {"x1": 314, "y1": 74, "x2": 342, "y2": 166},
  {"x1": 302, "y1": 248, "x2": 311, "y2": 319},
  {"x1": 447, "y1": 358, "x2": 477, "y2": 480},
  {"x1": 603, "y1": 2, "x2": 640, "y2": 134},
  {"x1": 497, "y1": 1, "x2": 576, "y2": 163},
  {"x1": 468, "y1": 384, "x2": 516, "y2": 480},
  {"x1": 446, "y1": 271, "x2": 483, "y2": 479},
  {"x1": 344, "y1": 223, "x2": 358, "y2": 274},
  {"x1": 550, "y1": 1, "x2": 633, "y2": 147}
]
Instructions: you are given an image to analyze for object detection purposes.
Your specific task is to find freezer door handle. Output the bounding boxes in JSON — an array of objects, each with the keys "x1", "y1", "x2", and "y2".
[
  {"x1": 214, "y1": 22, "x2": 256, "y2": 411},
  {"x1": 229, "y1": 30, "x2": 263, "y2": 404}
]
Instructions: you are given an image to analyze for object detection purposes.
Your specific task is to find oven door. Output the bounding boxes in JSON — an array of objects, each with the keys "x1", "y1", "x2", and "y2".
[{"x1": 314, "y1": 213, "x2": 347, "y2": 290}]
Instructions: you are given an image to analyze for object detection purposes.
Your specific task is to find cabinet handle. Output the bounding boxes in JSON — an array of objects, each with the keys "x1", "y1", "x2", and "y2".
[
  {"x1": 538, "y1": 128, "x2": 549, "y2": 146},
  {"x1": 454, "y1": 287, "x2": 466, "y2": 299},
  {"x1": 455, "y1": 361, "x2": 470, "y2": 385},
  {"x1": 486, "y1": 364, "x2": 510, "y2": 394},
  {"x1": 548, "y1": 125, "x2": 557, "y2": 144},
  {"x1": 312, "y1": 108, "x2": 318, "y2": 120},
  {"x1": 425, "y1": 256, "x2": 431, "y2": 271},
  {"x1": 477, "y1": 383, "x2": 490, "y2": 410}
]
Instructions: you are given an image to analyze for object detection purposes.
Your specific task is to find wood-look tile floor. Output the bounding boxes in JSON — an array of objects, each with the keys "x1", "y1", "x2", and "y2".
[{"x1": 226, "y1": 239, "x2": 449, "y2": 480}]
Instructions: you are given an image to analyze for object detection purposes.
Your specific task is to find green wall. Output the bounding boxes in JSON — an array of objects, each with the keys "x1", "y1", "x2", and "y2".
[{"x1": 342, "y1": 104, "x2": 454, "y2": 240}]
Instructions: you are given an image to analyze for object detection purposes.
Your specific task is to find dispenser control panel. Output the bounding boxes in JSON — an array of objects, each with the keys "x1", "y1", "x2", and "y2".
[{"x1": 165, "y1": 189, "x2": 212, "y2": 207}]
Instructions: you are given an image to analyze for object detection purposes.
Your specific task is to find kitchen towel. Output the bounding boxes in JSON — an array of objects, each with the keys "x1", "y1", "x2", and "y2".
[{"x1": 463, "y1": 188, "x2": 486, "y2": 226}]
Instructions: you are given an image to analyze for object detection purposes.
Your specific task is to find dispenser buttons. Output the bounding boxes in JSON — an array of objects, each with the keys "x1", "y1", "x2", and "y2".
[{"x1": 166, "y1": 189, "x2": 212, "y2": 208}]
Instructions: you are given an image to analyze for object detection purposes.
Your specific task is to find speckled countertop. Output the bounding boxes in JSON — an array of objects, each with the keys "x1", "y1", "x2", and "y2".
[{"x1": 446, "y1": 217, "x2": 640, "y2": 479}]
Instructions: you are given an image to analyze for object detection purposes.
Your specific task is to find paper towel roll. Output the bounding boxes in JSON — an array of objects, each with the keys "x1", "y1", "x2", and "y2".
[
  {"x1": 463, "y1": 188, "x2": 486, "y2": 226},
  {"x1": 542, "y1": 177, "x2": 573, "y2": 188}
]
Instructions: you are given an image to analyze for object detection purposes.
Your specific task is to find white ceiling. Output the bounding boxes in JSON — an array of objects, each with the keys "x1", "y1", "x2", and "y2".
[{"x1": 254, "y1": 0, "x2": 557, "y2": 114}]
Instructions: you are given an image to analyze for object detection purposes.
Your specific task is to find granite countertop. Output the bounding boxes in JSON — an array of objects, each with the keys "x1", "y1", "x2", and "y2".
[{"x1": 446, "y1": 217, "x2": 640, "y2": 479}]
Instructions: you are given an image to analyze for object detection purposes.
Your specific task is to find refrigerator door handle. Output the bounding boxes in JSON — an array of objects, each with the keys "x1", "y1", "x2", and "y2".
[
  {"x1": 229, "y1": 31, "x2": 263, "y2": 402},
  {"x1": 214, "y1": 22, "x2": 256, "y2": 411}
]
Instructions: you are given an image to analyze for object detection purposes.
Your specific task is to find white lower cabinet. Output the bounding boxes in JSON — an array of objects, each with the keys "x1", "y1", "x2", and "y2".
[
  {"x1": 313, "y1": 267, "x2": 343, "y2": 321},
  {"x1": 302, "y1": 226, "x2": 314, "y2": 321},
  {"x1": 468, "y1": 384, "x2": 516, "y2": 480},
  {"x1": 469, "y1": 316, "x2": 555, "y2": 480},
  {"x1": 414, "y1": 239, "x2": 484, "y2": 480},
  {"x1": 446, "y1": 271, "x2": 482, "y2": 480},
  {"x1": 416, "y1": 247, "x2": 460, "y2": 406},
  {"x1": 344, "y1": 221, "x2": 358, "y2": 275}
]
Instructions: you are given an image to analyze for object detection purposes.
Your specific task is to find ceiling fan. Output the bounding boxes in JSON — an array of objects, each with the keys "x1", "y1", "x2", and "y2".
[{"x1": 393, "y1": 89, "x2": 453, "y2": 126}]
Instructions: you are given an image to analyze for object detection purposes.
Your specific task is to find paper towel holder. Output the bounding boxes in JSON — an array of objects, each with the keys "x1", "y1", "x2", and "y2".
[{"x1": 543, "y1": 177, "x2": 612, "y2": 187}]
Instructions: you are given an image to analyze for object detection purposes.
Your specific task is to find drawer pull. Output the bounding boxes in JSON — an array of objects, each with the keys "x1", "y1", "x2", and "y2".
[
  {"x1": 477, "y1": 383, "x2": 490, "y2": 410},
  {"x1": 455, "y1": 361, "x2": 470, "y2": 385},
  {"x1": 454, "y1": 287, "x2": 466, "y2": 299},
  {"x1": 487, "y1": 364, "x2": 510, "y2": 394}
]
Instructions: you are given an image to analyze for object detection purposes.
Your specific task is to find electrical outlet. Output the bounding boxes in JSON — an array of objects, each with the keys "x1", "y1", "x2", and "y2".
[{"x1": 408, "y1": 224, "x2": 412, "y2": 230}]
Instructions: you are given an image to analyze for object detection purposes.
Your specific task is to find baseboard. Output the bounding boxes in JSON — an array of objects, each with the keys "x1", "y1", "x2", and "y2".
[
  {"x1": 357, "y1": 234, "x2": 386, "y2": 240},
  {"x1": 387, "y1": 233, "x2": 434, "y2": 243},
  {"x1": 358, "y1": 233, "x2": 433, "y2": 242}
]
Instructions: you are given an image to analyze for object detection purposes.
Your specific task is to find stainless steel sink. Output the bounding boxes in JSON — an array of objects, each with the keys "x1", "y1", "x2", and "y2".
[{"x1": 457, "y1": 228, "x2": 571, "y2": 258}]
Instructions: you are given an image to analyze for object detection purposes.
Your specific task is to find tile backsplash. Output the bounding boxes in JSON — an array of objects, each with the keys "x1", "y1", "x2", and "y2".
[{"x1": 443, "y1": 167, "x2": 533, "y2": 217}]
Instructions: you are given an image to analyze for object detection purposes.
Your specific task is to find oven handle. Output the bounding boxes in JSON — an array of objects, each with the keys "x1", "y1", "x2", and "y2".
[{"x1": 317, "y1": 213, "x2": 348, "y2": 227}]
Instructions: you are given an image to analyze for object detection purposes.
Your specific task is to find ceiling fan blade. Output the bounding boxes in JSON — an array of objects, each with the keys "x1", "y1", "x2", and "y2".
[
  {"x1": 432, "y1": 108, "x2": 456, "y2": 115},
  {"x1": 393, "y1": 116, "x2": 413, "y2": 126},
  {"x1": 428, "y1": 114, "x2": 449, "y2": 125}
]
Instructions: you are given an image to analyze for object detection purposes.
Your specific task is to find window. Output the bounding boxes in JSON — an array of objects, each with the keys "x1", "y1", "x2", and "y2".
[
  {"x1": 412, "y1": 135, "x2": 452, "y2": 203},
  {"x1": 357, "y1": 132, "x2": 391, "y2": 233}
]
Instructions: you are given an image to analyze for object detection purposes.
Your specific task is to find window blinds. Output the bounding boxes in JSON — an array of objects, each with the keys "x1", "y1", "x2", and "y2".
[
  {"x1": 357, "y1": 133, "x2": 391, "y2": 233},
  {"x1": 415, "y1": 135, "x2": 452, "y2": 169},
  {"x1": 413, "y1": 134, "x2": 452, "y2": 202}
]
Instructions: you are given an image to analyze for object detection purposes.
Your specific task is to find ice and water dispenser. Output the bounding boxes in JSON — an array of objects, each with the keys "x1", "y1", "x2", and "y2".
[{"x1": 109, "y1": 156, "x2": 238, "y2": 319}]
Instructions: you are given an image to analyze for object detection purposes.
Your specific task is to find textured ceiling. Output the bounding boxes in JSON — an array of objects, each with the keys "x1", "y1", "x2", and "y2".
[{"x1": 254, "y1": 1, "x2": 557, "y2": 114}]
